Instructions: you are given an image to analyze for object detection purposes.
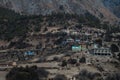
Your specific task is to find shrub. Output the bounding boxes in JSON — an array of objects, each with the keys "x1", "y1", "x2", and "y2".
[
  {"x1": 54, "y1": 74, "x2": 67, "y2": 80},
  {"x1": 6, "y1": 66, "x2": 49, "y2": 80}
]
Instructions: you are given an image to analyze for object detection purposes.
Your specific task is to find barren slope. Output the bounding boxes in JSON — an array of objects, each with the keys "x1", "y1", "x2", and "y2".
[{"x1": 0, "y1": 0, "x2": 119, "y2": 24}]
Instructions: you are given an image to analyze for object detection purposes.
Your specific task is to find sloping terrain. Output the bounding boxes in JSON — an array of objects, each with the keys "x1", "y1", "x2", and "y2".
[
  {"x1": 0, "y1": 0, "x2": 120, "y2": 49},
  {"x1": 0, "y1": 0, "x2": 119, "y2": 24},
  {"x1": 103, "y1": 0, "x2": 120, "y2": 18}
]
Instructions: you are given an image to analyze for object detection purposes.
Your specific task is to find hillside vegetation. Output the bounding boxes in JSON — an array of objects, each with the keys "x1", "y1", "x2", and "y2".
[{"x1": 0, "y1": 7, "x2": 119, "y2": 41}]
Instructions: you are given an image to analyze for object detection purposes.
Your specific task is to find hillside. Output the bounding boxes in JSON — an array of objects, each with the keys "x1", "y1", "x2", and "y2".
[
  {"x1": 0, "y1": 7, "x2": 102, "y2": 40},
  {"x1": 103, "y1": 0, "x2": 120, "y2": 18},
  {"x1": 0, "y1": 0, "x2": 120, "y2": 24},
  {"x1": 0, "y1": 0, "x2": 120, "y2": 49},
  {"x1": 0, "y1": 6, "x2": 108, "y2": 49}
]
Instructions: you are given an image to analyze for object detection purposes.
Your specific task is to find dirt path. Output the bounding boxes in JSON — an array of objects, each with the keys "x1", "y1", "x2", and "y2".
[{"x1": 0, "y1": 71, "x2": 8, "y2": 80}]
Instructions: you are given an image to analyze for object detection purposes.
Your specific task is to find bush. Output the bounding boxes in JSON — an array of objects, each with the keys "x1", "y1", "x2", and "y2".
[
  {"x1": 79, "y1": 57, "x2": 86, "y2": 63},
  {"x1": 118, "y1": 53, "x2": 120, "y2": 61},
  {"x1": 68, "y1": 59, "x2": 77, "y2": 65},
  {"x1": 105, "y1": 73, "x2": 120, "y2": 80},
  {"x1": 54, "y1": 74, "x2": 67, "y2": 80},
  {"x1": 61, "y1": 60, "x2": 67, "y2": 67},
  {"x1": 6, "y1": 66, "x2": 49, "y2": 80},
  {"x1": 75, "y1": 69, "x2": 102, "y2": 80}
]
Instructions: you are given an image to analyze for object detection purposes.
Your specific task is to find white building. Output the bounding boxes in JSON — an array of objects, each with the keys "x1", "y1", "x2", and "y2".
[{"x1": 90, "y1": 48, "x2": 112, "y2": 56}]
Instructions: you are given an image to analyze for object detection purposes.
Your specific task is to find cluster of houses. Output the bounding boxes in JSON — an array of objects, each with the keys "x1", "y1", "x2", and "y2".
[
  {"x1": 0, "y1": 49, "x2": 39, "y2": 65},
  {"x1": 54, "y1": 26, "x2": 115, "y2": 63}
]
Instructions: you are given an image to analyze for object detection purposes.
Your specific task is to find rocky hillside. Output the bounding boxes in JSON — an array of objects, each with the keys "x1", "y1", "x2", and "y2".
[
  {"x1": 0, "y1": 0, "x2": 120, "y2": 24},
  {"x1": 0, "y1": 0, "x2": 120, "y2": 50},
  {"x1": 103, "y1": 0, "x2": 120, "y2": 18}
]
